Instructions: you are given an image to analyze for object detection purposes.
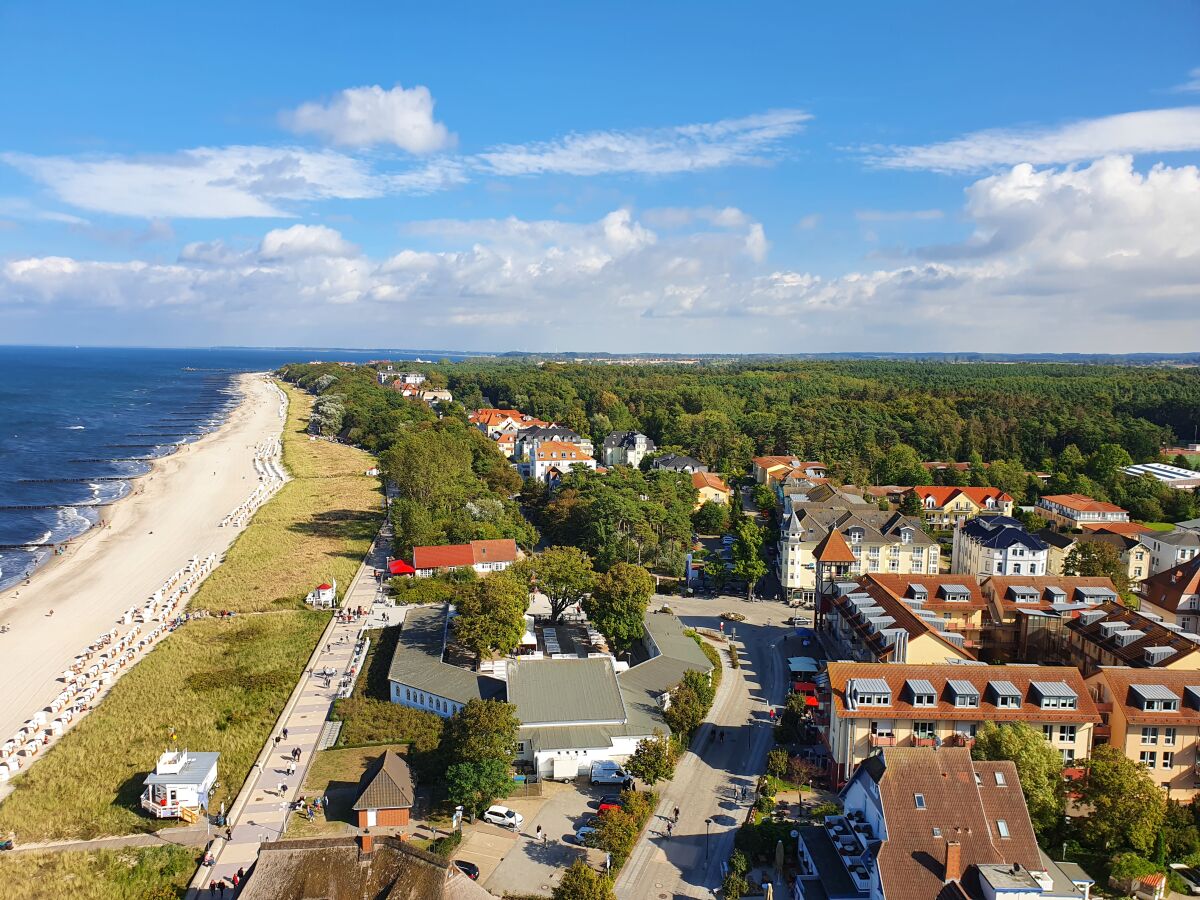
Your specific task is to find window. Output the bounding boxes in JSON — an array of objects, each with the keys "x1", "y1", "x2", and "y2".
[
  {"x1": 1134, "y1": 567, "x2": 1143, "y2": 578},
  {"x1": 1142, "y1": 727, "x2": 1159, "y2": 745},
  {"x1": 1140, "y1": 751, "x2": 1157, "y2": 767},
  {"x1": 1042, "y1": 725, "x2": 1053, "y2": 741},
  {"x1": 1164, "y1": 752, "x2": 1175, "y2": 769},
  {"x1": 1165, "y1": 727, "x2": 1178, "y2": 746},
  {"x1": 1061, "y1": 748, "x2": 1076, "y2": 764},
  {"x1": 996, "y1": 819, "x2": 1010, "y2": 839},
  {"x1": 913, "y1": 693, "x2": 936, "y2": 708},
  {"x1": 955, "y1": 694, "x2": 979, "y2": 709},
  {"x1": 913, "y1": 721, "x2": 935, "y2": 739},
  {"x1": 1012, "y1": 563, "x2": 1022, "y2": 574},
  {"x1": 994, "y1": 771, "x2": 1007, "y2": 786},
  {"x1": 996, "y1": 694, "x2": 1020, "y2": 709},
  {"x1": 1058, "y1": 725, "x2": 1076, "y2": 743},
  {"x1": 914, "y1": 793, "x2": 926, "y2": 809}
]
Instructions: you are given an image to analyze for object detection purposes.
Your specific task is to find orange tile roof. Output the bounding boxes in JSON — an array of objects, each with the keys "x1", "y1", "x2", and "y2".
[
  {"x1": 412, "y1": 539, "x2": 518, "y2": 570},
  {"x1": 814, "y1": 529, "x2": 857, "y2": 563},
  {"x1": 1087, "y1": 666, "x2": 1200, "y2": 726},
  {"x1": 1040, "y1": 493, "x2": 1128, "y2": 514},
  {"x1": 826, "y1": 661, "x2": 1100, "y2": 723},
  {"x1": 691, "y1": 471, "x2": 730, "y2": 493},
  {"x1": 910, "y1": 486, "x2": 1013, "y2": 506},
  {"x1": 864, "y1": 574, "x2": 988, "y2": 611},
  {"x1": 1079, "y1": 521, "x2": 1153, "y2": 536},
  {"x1": 534, "y1": 441, "x2": 593, "y2": 461},
  {"x1": 1141, "y1": 555, "x2": 1200, "y2": 613},
  {"x1": 980, "y1": 575, "x2": 1119, "y2": 615}
]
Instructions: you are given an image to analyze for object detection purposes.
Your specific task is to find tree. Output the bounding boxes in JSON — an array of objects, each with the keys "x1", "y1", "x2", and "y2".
[
  {"x1": 873, "y1": 442, "x2": 932, "y2": 486},
  {"x1": 898, "y1": 491, "x2": 923, "y2": 517},
  {"x1": 443, "y1": 699, "x2": 520, "y2": 764},
  {"x1": 452, "y1": 572, "x2": 529, "y2": 657},
  {"x1": 766, "y1": 747, "x2": 789, "y2": 780},
  {"x1": 553, "y1": 860, "x2": 617, "y2": 900},
  {"x1": 625, "y1": 730, "x2": 678, "y2": 785},
  {"x1": 513, "y1": 546, "x2": 595, "y2": 623},
  {"x1": 1088, "y1": 443, "x2": 1134, "y2": 488},
  {"x1": 584, "y1": 562, "x2": 655, "y2": 650},
  {"x1": 1062, "y1": 541, "x2": 1131, "y2": 597},
  {"x1": 446, "y1": 758, "x2": 513, "y2": 816},
  {"x1": 592, "y1": 806, "x2": 641, "y2": 865},
  {"x1": 703, "y1": 555, "x2": 728, "y2": 591},
  {"x1": 693, "y1": 500, "x2": 729, "y2": 535},
  {"x1": 1079, "y1": 744, "x2": 1166, "y2": 854},
  {"x1": 663, "y1": 669, "x2": 715, "y2": 739},
  {"x1": 972, "y1": 722, "x2": 1065, "y2": 835},
  {"x1": 752, "y1": 483, "x2": 777, "y2": 515},
  {"x1": 730, "y1": 518, "x2": 767, "y2": 601}
]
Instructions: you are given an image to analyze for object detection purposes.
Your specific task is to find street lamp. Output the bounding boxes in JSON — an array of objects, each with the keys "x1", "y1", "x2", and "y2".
[{"x1": 706, "y1": 817, "x2": 713, "y2": 862}]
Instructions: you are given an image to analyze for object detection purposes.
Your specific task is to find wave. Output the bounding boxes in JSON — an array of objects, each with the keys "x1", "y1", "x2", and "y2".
[{"x1": 65, "y1": 425, "x2": 85, "y2": 430}]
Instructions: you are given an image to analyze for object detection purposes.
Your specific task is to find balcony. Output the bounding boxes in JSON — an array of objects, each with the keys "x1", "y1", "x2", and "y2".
[
  {"x1": 911, "y1": 736, "x2": 937, "y2": 748},
  {"x1": 869, "y1": 734, "x2": 896, "y2": 748},
  {"x1": 945, "y1": 734, "x2": 975, "y2": 748}
]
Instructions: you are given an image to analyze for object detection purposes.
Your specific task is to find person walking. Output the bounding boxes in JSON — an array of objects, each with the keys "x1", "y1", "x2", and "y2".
[
  {"x1": 282, "y1": 727, "x2": 288, "y2": 741},
  {"x1": 535, "y1": 824, "x2": 542, "y2": 841},
  {"x1": 278, "y1": 781, "x2": 287, "y2": 796},
  {"x1": 673, "y1": 806, "x2": 680, "y2": 823},
  {"x1": 209, "y1": 881, "x2": 217, "y2": 894},
  {"x1": 665, "y1": 821, "x2": 673, "y2": 838}
]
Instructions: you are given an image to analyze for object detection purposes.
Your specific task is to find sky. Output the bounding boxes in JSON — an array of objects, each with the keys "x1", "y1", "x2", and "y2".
[{"x1": 2, "y1": 3, "x2": 1199, "y2": 353}]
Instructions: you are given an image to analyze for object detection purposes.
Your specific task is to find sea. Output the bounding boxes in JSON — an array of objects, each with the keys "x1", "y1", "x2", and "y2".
[{"x1": 0, "y1": 346, "x2": 462, "y2": 591}]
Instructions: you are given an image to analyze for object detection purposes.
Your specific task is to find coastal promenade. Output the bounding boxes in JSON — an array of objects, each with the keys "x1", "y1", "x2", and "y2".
[
  {"x1": 186, "y1": 530, "x2": 392, "y2": 897},
  {"x1": 0, "y1": 375, "x2": 283, "y2": 764}
]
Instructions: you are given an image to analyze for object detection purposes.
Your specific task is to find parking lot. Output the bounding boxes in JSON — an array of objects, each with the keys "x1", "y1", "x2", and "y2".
[{"x1": 482, "y1": 780, "x2": 611, "y2": 895}]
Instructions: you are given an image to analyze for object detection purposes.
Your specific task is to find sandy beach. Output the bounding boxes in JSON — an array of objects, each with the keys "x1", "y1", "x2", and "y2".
[{"x1": 0, "y1": 374, "x2": 284, "y2": 746}]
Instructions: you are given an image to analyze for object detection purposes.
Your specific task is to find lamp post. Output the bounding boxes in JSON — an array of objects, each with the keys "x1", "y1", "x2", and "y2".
[{"x1": 706, "y1": 817, "x2": 713, "y2": 862}]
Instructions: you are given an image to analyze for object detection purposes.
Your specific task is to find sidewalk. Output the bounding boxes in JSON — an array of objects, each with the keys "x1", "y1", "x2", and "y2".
[
  {"x1": 185, "y1": 532, "x2": 391, "y2": 897},
  {"x1": 6, "y1": 825, "x2": 211, "y2": 855}
]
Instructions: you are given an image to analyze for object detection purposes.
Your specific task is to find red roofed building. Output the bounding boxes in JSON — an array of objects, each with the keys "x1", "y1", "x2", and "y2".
[
  {"x1": 1036, "y1": 493, "x2": 1129, "y2": 530},
  {"x1": 691, "y1": 471, "x2": 731, "y2": 509},
  {"x1": 906, "y1": 486, "x2": 1014, "y2": 527},
  {"x1": 468, "y1": 408, "x2": 548, "y2": 438},
  {"x1": 411, "y1": 539, "x2": 522, "y2": 578},
  {"x1": 529, "y1": 440, "x2": 596, "y2": 483},
  {"x1": 752, "y1": 456, "x2": 826, "y2": 484}
]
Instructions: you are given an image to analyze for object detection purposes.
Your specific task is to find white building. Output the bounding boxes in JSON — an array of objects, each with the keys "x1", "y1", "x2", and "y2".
[
  {"x1": 140, "y1": 749, "x2": 219, "y2": 819},
  {"x1": 305, "y1": 580, "x2": 337, "y2": 608},
  {"x1": 529, "y1": 441, "x2": 597, "y2": 483},
  {"x1": 951, "y1": 516, "x2": 1050, "y2": 577},
  {"x1": 1142, "y1": 528, "x2": 1200, "y2": 575},
  {"x1": 601, "y1": 431, "x2": 657, "y2": 468},
  {"x1": 1122, "y1": 461, "x2": 1200, "y2": 490}
]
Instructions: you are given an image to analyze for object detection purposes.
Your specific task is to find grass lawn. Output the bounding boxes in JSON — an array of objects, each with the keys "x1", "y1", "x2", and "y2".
[
  {"x1": 0, "y1": 845, "x2": 196, "y2": 900},
  {"x1": 285, "y1": 745, "x2": 406, "y2": 838},
  {"x1": 0, "y1": 383, "x2": 382, "y2": 845},
  {"x1": 1137, "y1": 521, "x2": 1177, "y2": 532}
]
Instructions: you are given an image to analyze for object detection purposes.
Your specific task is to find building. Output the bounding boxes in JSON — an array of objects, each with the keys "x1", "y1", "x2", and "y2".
[
  {"x1": 387, "y1": 605, "x2": 506, "y2": 718},
  {"x1": 1140, "y1": 555, "x2": 1200, "y2": 629},
  {"x1": 1142, "y1": 528, "x2": 1200, "y2": 576},
  {"x1": 352, "y1": 750, "x2": 414, "y2": 829},
  {"x1": 793, "y1": 747, "x2": 1090, "y2": 900},
  {"x1": 860, "y1": 574, "x2": 991, "y2": 653},
  {"x1": 410, "y1": 539, "x2": 521, "y2": 578},
  {"x1": 1122, "y1": 461, "x2": 1200, "y2": 490},
  {"x1": 468, "y1": 408, "x2": 547, "y2": 439},
  {"x1": 651, "y1": 452, "x2": 708, "y2": 474},
  {"x1": 1036, "y1": 494, "x2": 1130, "y2": 530},
  {"x1": 1086, "y1": 666, "x2": 1200, "y2": 800},
  {"x1": 1074, "y1": 531, "x2": 1152, "y2": 583},
  {"x1": 514, "y1": 425, "x2": 594, "y2": 473},
  {"x1": 527, "y1": 440, "x2": 597, "y2": 483},
  {"x1": 753, "y1": 456, "x2": 827, "y2": 484},
  {"x1": 907, "y1": 486, "x2": 1015, "y2": 527},
  {"x1": 239, "y1": 835, "x2": 493, "y2": 900},
  {"x1": 979, "y1": 576, "x2": 1119, "y2": 662},
  {"x1": 305, "y1": 580, "x2": 337, "y2": 608},
  {"x1": 601, "y1": 431, "x2": 656, "y2": 468},
  {"x1": 1063, "y1": 601, "x2": 1200, "y2": 675},
  {"x1": 692, "y1": 471, "x2": 731, "y2": 509},
  {"x1": 822, "y1": 663, "x2": 1098, "y2": 780},
  {"x1": 821, "y1": 580, "x2": 976, "y2": 665},
  {"x1": 139, "y1": 749, "x2": 220, "y2": 819},
  {"x1": 951, "y1": 516, "x2": 1049, "y2": 578},
  {"x1": 1038, "y1": 530, "x2": 1078, "y2": 577},
  {"x1": 780, "y1": 507, "x2": 939, "y2": 603}
]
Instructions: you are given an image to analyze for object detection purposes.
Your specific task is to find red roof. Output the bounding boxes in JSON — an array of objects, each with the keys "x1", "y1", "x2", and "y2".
[
  {"x1": 317, "y1": 583, "x2": 332, "y2": 590},
  {"x1": 1041, "y1": 493, "x2": 1127, "y2": 514},
  {"x1": 387, "y1": 559, "x2": 415, "y2": 576},
  {"x1": 1079, "y1": 521, "x2": 1152, "y2": 536},
  {"x1": 411, "y1": 539, "x2": 519, "y2": 571},
  {"x1": 909, "y1": 486, "x2": 1012, "y2": 506},
  {"x1": 814, "y1": 529, "x2": 857, "y2": 563}
]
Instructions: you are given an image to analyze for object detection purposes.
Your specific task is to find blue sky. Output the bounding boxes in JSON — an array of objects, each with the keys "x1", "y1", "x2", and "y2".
[{"x1": 2, "y1": 2, "x2": 1199, "y2": 352}]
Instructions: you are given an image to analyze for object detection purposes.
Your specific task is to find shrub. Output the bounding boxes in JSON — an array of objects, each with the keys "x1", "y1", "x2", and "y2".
[
  {"x1": 728, "y1": 849, "x2": 749, "y2": 877},
  {"x1": 766, "y1": 747, "x2": 789, "y2": 779},
  {"x1": 722, "y1": 872, "x2": 750, "y2": 900},
  {"x1": 811, "y1": 801, "x2": 840, "y2": 818},
  {"x1": 754, "y1": 795, "x2": 774, "y2": 814},
  {"x1": 428, "y1": 830, "x2": 463, "y2": 857}
]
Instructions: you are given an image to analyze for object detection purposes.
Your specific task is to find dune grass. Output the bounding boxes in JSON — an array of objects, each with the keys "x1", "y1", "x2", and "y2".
[
  {"x1": 0, "y1": 845, "x2": 196, "y2": 900},
  {"x1": 0, "y1": 382, "x2": 382, "y2": 844}
]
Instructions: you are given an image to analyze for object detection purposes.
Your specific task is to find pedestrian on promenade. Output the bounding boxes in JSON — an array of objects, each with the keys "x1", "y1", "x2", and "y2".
[
  {"x1": 322, "y1": 794, "x2": 329, "y2": 809},
  {"x1": 209, "y1": 880, "x2": 216, "y2": 893},
  {"x1": 279, "y1": 781, "x2": 287, "y2": 796},
  {"x1": 237, "y1": 867, "x2": 245, "y2": 882},
  {"x1": 273, "y1": 735, "x2": 281, "y2": 747},
  {"x1": 673, "y1": 806, "x2": 680, "y2": 823},
  {"x1": 541, "y1": 830, "x2": 547, "y2": 845},
  {"x1": 666, "y1": 821, "x2": 673, "y2": 838},
  {"x1": 535, "y1": 825, "x2": 542, "y2": 841},
  {"x1": 218, "y1": 881, "x2": 225, "y2": 898},
  {"x1": 282, "y1": 727, "x2": 288, "y2": 740},
  {"x1": 226, "y1": 826, "x2": 233, "y2": 841}
]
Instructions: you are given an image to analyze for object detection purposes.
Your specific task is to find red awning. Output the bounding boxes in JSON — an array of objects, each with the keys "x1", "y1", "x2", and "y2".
[
  {"x1": 805, "y1": 696, "x2": 819, "y2": 707},
  {"x1": 388, "y1": 559, "x2": 416, "y2": 576},
  {"x1": 793, "y1": 681, "x2": 818, "y2": 694}
]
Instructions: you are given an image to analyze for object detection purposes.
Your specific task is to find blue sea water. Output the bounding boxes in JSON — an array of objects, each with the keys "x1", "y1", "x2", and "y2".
[{"x1": 0, "y1": 346, "x2": 457, "y2": 590}]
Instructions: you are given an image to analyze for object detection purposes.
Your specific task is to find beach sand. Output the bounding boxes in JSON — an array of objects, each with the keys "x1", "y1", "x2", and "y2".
[{"x1": 0, "y1": 373, "x2": 284, "y2": 745}]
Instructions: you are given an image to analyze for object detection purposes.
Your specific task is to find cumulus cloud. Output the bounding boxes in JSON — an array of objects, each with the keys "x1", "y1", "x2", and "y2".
[
  {"x1": 282, "y1": 84, "x2": 454, "y2": 153},
  {"x1": 4, "y1": 157, "x2": 1197, "y2": 350},
  {"x1": 870, "y1": 107, "x2": 1200, "y2": 172}
]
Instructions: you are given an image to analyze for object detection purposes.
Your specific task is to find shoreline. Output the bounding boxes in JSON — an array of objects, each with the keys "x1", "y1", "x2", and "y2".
[
  {"x1": 0, "y1": 377, "x2": 251, "y2": 609},
  {"x1": 0, "y1": 373, "x2": 285, "y2": 748}
]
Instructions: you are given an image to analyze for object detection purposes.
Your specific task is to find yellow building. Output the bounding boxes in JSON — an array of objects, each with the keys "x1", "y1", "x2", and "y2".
[
  {"x1": 691, "y1": 471, "x2": 731, "y2": 510},
  {"x1": 907, "y1": 486, "x2": 1014, "y2": 528},
  {"x1": 823, "y1": 662, "x2": 1099, "y2": 784}
]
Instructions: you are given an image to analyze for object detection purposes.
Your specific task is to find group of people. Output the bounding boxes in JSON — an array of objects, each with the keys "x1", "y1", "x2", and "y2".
[{"x1": 206, "y1": 866, "x2": 244, "y2": 897}]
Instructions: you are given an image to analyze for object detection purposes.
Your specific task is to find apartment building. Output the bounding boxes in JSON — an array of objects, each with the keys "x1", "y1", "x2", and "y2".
[
  {"x1": 600, "y1": 431, "x2": 656, "y2": 468},
  {"x1": 1086, "y1": 667, "x2": 1200, "y2": 799},
  {"x1": 822, "y1": 662, "x2": 1098, "y2": 782},
  {"x1": 1036, "y1": 494, "x2": 1130, "y2": 530},
  {"x1": 1142, "y1": 528, "x2": 1200, "y2": 576},
  {"x1": 1064, "y1": 601, "x2": 1200, "y2": 675},
  {"x1": 951, "y1": 515, "x2": 1050, "y2": 577},
  {"x1": 979, "y1": 576, "x2": 1119, "y2": 663},
  {"x1": 1140, "y1": 555, "x2": 1200, "y2": 630},
  {"x1": 861, "y1": 574, "x2": 990, "y2": 652},
  {"x1": 907, "y1": 486, "x2": 1014, "y2": 527},
  {"x1": 753, "y1": 455, "x2": 827, "y2": 484},
  {"x1": 780, "y1": 506, "x2": 939, "y2": 604}
]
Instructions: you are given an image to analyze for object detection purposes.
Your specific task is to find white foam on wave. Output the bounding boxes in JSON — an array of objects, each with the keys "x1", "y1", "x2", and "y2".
[{"x1": 65, "y1": 425, "x2": 85, "y2": 430}]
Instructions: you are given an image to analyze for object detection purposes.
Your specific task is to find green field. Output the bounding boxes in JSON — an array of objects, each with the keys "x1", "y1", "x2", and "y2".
[
  {"x1": 0, "y1": 384, "x2": 382, "y2": 847},
  {"x1": 0, "y1": 845, "x2": 196, "y2": 900}
]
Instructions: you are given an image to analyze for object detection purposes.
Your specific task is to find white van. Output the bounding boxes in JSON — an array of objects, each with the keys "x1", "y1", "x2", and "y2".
[{"x1": 590, "y1": 762, "x2": 628, "y2": 785}]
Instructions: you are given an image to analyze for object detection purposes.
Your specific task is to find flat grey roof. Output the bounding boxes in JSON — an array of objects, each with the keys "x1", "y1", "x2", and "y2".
[
  {"x1": 144, "y1": 752, "x2": 219, "y2": 787},
  {"x1": 508, "y1": 657, "x2": 627, "y2": 726}
]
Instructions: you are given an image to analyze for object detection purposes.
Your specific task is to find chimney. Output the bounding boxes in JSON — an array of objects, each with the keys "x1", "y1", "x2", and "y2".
[
  {"x1": 360, "y1": 830, "x2": 374, "y2": 854},
  {"x1": 944, "y1": 840, "x2": 962, "y2": 883}
]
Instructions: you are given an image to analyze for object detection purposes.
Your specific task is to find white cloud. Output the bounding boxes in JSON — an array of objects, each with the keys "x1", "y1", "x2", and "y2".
[
  {"x1": 642, "y1": 206, "x2": 750, "y2": 228},
  {"x1": 795, "y1": 213, "x2": 821, "y2": 231},
  {"x1": 6, "y1": 157, "x2": 1197, "y2": 350},
  {"x1": 1173, "y1": 67, "x2": 1200, "y2": 94},
  {"x1": 477, "y1": 109, "x2": 810, "y2": 176},
  {"x1": 871, "y1": 107, "x2": 1200, "y2": 172},
  {"x1": 282, "y1": 84, "x2": 454, "y2": 153},
  {"x1": 855, "y1": 208, "x2": 944, "y2": 222},
  {"x1": 2, "y1": 146, "x2": 381, "y2": 219}
]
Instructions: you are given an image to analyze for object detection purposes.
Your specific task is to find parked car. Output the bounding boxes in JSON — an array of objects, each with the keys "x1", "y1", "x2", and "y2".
[
  {"x1": 784, "y1": 616, "x2": 811, "y2": 626},
  {"x1": 590, "y1": 761, "x2": 629, "y2": 785},
  {"x1": 1172, "y1": 865, "x2": 1200, "y2": 895},
  {"x1": 574, "y1": 826, "x2": 599, "y2": 845},
  {"x1": 722, "y1": 535, "x2": 735, "y2": 546},
  {"x1": 453, "y1": 860, "x2": 480, "y2": 880},
  {"x1": 597, "y1": 794, "x2": 623, "y2": 813},
  {"x1": 482, "y1": 805, "x2": 524, "y2": 830}
]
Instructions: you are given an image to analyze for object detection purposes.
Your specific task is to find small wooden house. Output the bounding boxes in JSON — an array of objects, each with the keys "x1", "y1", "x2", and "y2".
[{"x1": 352, "y1": 750, "x2": 415, "y2": 828}]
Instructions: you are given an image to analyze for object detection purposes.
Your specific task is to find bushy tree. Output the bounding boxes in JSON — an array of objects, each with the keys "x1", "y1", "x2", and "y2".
[
  {"x1": 512, "y1": 546, "x2": 595, "y2": 622},
  {"x1": 730, "y1": 518, "x2": 767, "y2": 601},
  {"x1": 446, "y1": 758, "x2": 512, "y2": 816},
  {"x1": 1080, "y1": 744, "x2": 1166, "y2": 854},
  {"x1": 972, "y1": 722, "x2": 1065, "y2": 836},
  {"x1": 443, "y1": 699, "x2": 520, "y2": 764},
  {"x1": 452, "y1": 571, "x2": 529, "y2": 657},
  {"x1": 1063, "y1": 541, "x2": 1131, "y2": 597},
  {"x1": 873, "y1": 443, "x2": 932, "y2": 486},
  {"x1": 694, "y1": 500, "x2": 730, "y2": 535},
  {"x1": 766, "y1": 747, "x2": 789, "y2": 779},
  {"x1": 553, "y1": 860, "x2": 617, "y2": 900},
  {"x1": 584, "y1": 562, "x2": 655, "y2": 650},
  {"x1": 898, "y1": 491, "x2": 923, "y2": 516},
  {"x1": 625, "y1": 730, "x2": 678, "y2": 785}
]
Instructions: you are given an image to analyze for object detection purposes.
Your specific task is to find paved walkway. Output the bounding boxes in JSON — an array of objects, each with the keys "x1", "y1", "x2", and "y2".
[
  {"x1": 6, "y1": 825, "x2": 211, "y2": 855},
  {"x1": 616, "y1": 597, "x2": 790, "y2": 899},
  {"x1": 185, "y1": 532, "x2": 391, "y2": 898}
]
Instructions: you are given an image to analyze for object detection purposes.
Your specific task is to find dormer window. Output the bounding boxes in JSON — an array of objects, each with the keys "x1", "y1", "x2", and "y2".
[
  {"x1": 1131, "y1": 684, "x2": 1180, "y2": 712},
  {"x1": 849, "y1": 528, "x2": 863, "y2": 545},
  {"x1": 949, "y1": 679, "x2": 980, "y2": 708},
  {"x1": 1032, "y1": 681, "x2": 1078, "y2": 710},
  {"x1": 900, "y1": 528, "x2": 913, "y2": 545}
]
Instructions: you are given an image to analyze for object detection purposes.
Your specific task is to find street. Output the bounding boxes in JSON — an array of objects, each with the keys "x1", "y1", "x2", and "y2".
[{"x1": 615, "y1": 593, "x2": 793, "y2": 899}]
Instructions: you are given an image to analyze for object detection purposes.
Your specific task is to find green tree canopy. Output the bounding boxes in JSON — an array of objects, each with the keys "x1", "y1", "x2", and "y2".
[
  {"x1": 452, "y1": 571, "x2": 530, "y2": 657},
  {"x1": 553, "y1": 860, "x2": 617, "y2": 900},
  {"x1": 625, "y1": 730, "x2": 678, "y2": 785},
  {"x1": 873, "y1": 443, "x2": 933, "y2": 486},
  {"x1": 513, "y1": 546, "x2": 596, "y2": 622},
  {"x1": 730, "y1": 517, "x2": 767, "y2": 601},
  {"x1": 693, "y1": 500, "x2": 730, "y2": 535},
  {"x1": 443, "y1": 699, "x2": 520, "y2": 765},
  {"x1": 584, "y1": 562, "x2": 655, "y2": 650},
  {"x1": 446, "y1": 758, "x2": 513, "y2": 816},
  {"x1": 1080, "y1": 744, "x2": 1167, "y2": 855},
  {"x1": 972, "y1": 721, "x2": 1065, "y2": 836},
  {"x1": 1062, "y1": 541, "x2": 1131, "y2": 598}
]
